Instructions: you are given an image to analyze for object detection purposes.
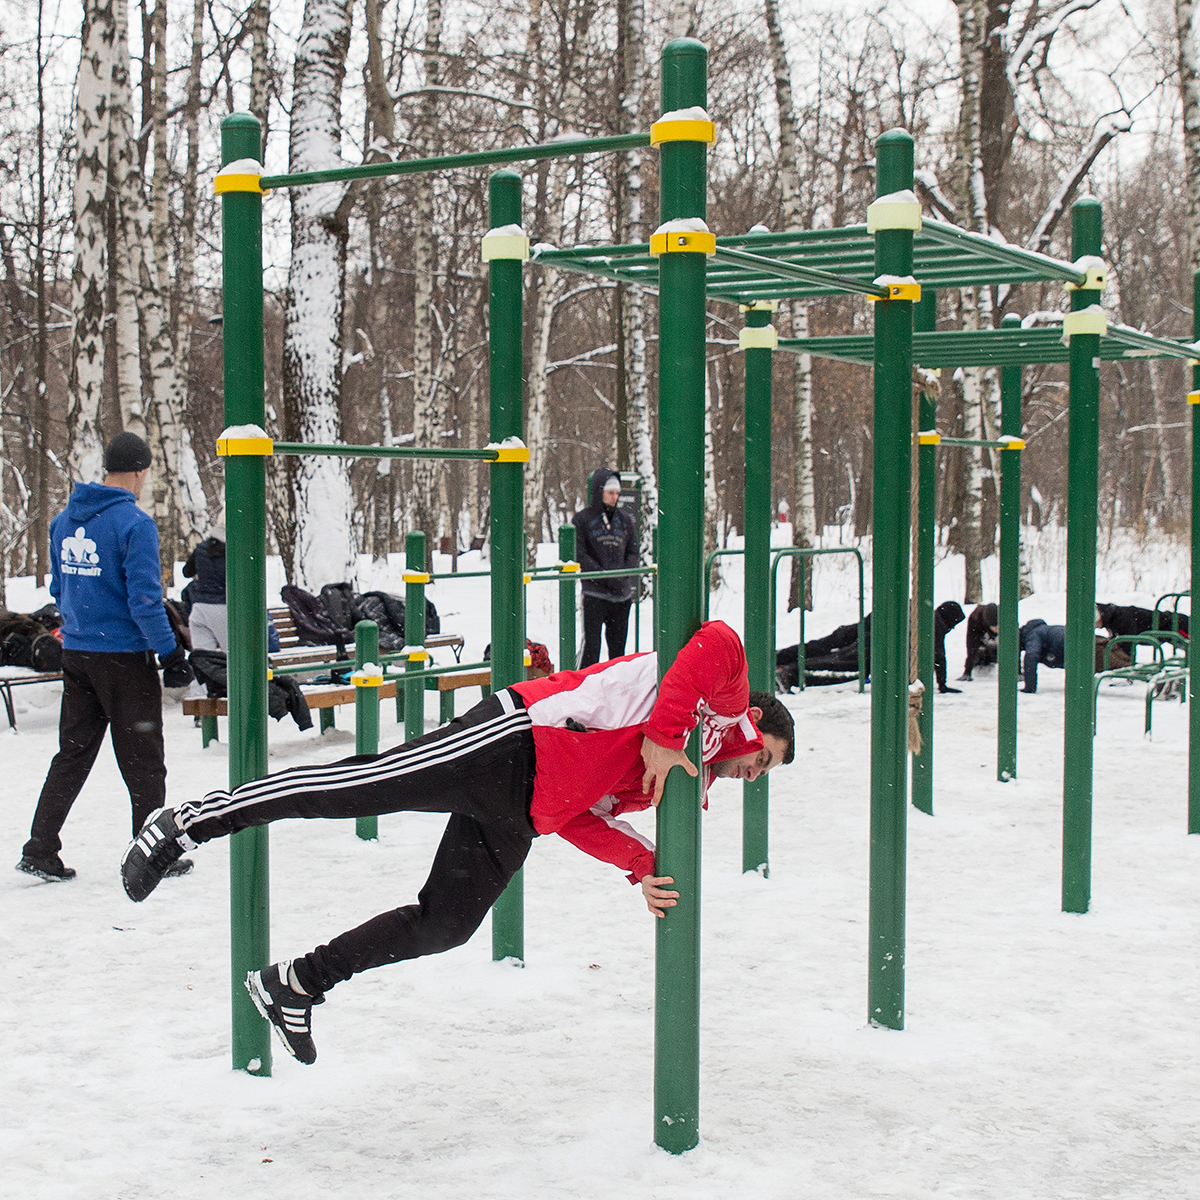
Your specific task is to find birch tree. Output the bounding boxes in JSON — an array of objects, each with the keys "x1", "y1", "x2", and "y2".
[
  {"x1": 281, "y1": 0, "x2": 357, "y2": 590},
  {"x1": 411, "y1": 0, "x2": 445, "y2": 569},
  {"x1": 67, "y1": 0, "x2": 117, "y2": 483},
  {"x1": 764, "y1": 0, "x2": 816, "y2": 611},
  {"x1": 1179, "y1": 0, "x2": 1200, "y2": 277},
  {"x1": 615, "y1": 0, "x2": 657, "y2": 564}
]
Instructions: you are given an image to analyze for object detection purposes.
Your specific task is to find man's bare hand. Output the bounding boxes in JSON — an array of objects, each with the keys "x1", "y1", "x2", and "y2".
[
  {"x1": 640, "y1": 736, "x2": 698, "y2": 806},
  {"x1": 641, "y1": 875, "x2": 679, "y2": 917}
]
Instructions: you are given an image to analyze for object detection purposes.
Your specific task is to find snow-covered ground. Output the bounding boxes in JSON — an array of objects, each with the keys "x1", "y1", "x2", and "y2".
[{"x1": 3, "y1": 533, "x2": 1197, "y2": 1198}]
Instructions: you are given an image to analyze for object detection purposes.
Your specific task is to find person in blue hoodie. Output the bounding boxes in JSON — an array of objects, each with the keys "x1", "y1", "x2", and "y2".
[
  {"x1": 16, "y1": 432, "x2": 193, "y2": 883},
  {"x1": 571, "y1": 468, "x2": 638, "y2": 667},
  {"x1": 1020, "y1": 618, "x2": 1065, "y2": 693}
]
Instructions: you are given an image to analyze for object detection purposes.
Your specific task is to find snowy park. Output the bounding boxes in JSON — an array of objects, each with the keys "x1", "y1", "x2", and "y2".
[{"x1": 4, "y1": 540, "x2": 1199, "y2": 1199}]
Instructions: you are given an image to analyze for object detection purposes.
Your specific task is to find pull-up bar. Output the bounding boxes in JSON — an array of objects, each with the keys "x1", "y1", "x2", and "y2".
[{"x1": 258, "y1": 132, "x2": 653, "y2": 191}]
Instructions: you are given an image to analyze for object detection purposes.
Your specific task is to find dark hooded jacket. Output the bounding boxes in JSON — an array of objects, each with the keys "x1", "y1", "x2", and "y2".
[
  {"x1": 934, "y1": 600, "x2": 965, "y2": 691},
  {"x1": 1020, "y1": 618, "x2": 1064, "y2": 692},
  {"x1": 571, "y1": 467, "x2": 638, "y2": 602},
  {"x1": 182, "y1": 538, "x2": 227, "y2": 605}
]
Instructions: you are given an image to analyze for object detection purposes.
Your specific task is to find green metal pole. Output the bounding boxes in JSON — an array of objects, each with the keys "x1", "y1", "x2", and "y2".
[
  {"x1": 867, "y1": 128, "x2": 915, "y2": 1031},
  {"x1": 355, "y1": 620, "x2": 380, "y2": 840},
  {"x1": 1062, "y1": 197, "x2": 1103, "y2": 914},
  {"x1": 220, "y1": 113, "x2": 271, "y2": 1076},
  {"x1": 1191, "y1": 272, "x2": 1200, "y2": 834},
  {"x1": 558, "y1": 523, "x2": 577, "y2": 671},
  {"x1": 911, "y1": 289, "x2": 936, "y2": 816},
  {"x1": 404, "y1": 530, "x2": 427, "y2": 743},
  {"x1": 487, "y1": 170, "x2": 527, "y2": 962},
  {"x1": 742, "y1": 302, "x2": 774, "y2": 875},
  {"x1": 997, "y1": 312, "x2": 1022, "y2": 783},
  {"x1": 653, "y1": 37, "x2": 708, "y2": 1155}
]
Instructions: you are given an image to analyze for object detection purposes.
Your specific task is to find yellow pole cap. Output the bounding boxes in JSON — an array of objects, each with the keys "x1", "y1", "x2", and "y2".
[
  {"x1": 216, "y1": 436, "x2": 274, "y2": 456},
  {"x1": 402, "y1": 571, "x2": 431, "y2": 584},
  {"x1": 1188, "y1": 391, "x2": 1200, "y2": 405},
  {"x1": 917, "y1": 432, "x2": 941, "y2": 446},
  {"x1": 649, "y1": 229, "x2": 717, "y2": 256},
  {"x1": 650, "y1": 118, "x2": 716, "y2": 146}
]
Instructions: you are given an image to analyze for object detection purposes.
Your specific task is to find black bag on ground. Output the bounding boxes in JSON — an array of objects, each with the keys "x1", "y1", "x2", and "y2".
[{"x1": 280, "y1": 584, "x2": 352, "y2": 656}]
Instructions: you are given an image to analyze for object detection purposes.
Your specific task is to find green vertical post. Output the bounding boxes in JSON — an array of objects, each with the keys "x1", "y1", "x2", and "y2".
[
  {"x1": 911, "y1": 288, "x2": 936, "y2": 816},
  {"x1": 404, "y1": 530, "x2": 427, "y2": 744},
  {"x1": 1191, "y1": 272, "x2": 1200, "y2": 834},
  {"x1": 1062, "y1": 197, "x2": 1103, "y2": 914},
  {"x1": 558, "y1": 523, "x2": 577, "y2": 671},
  {"x1": 487, "y1": 169, "x2": 527, "y2": 963},
  {"x1": 354, "y1": 620, "x2": 380, "y2": 840},
  {"x1": 220, "y1": 113, "x2": 271, "y2": 1076},
  {"x1": 867, "y1": 129, "x2": 916, "y2": 1031},
  {"x1": 653, "y1": 37, "x2": 708, "y2": 1156},
  {"x1": 997, "y1": 312, "x2": 1023, "y2": 783},
  {"x1": 742, "y1": 301, "x2": 774, "y2": 875}
]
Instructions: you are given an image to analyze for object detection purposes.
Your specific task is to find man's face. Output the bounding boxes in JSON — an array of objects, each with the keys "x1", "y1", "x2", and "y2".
[
  {"x1": 710, "y1": 733, "x2": 790, "y2": 781},
  {"x1": 602, "y1": 483, "x2": 620, "y2": 506}
]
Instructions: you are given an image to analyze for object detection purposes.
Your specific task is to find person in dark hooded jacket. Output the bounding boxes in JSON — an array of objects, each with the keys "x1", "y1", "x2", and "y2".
[
  {"x1": 17, "y1": 433, "x2": 193, "y2": 883},
  {"x1": 934, "y1": 600, "x2": 966, "y2": 693},
  {"x1": 1020, "y1": 618, "x2": 1064, "y2": 693},
  {"x1": 572, "y1": 467, "x2": 638, "y2": 667},
  {"x1": 183, "y1": 520, "x2": 228, "y2": 650}
]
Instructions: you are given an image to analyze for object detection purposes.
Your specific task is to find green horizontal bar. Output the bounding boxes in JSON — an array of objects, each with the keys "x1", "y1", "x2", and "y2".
[
  {"x1": 273, "y1": 441, "x2": 500, "y2": 461},
  {"x1": 711, "y1": 247, "x2": 889, "y2": 298},
  {"x1": 380, "y1": 659, "x2": 491, "y2": 680},
  {"x1": 1102, "y1": 324, "x2": 1198, "y2": 359},
  {"x1": 427, "y1": 569, "x2": 493, "y2": 580},
  {"x1": 261, "y1": 133, "x2": 652, "y2": 190},
  {"x1": 935, "y1": 436, "x2": 1018, "y2": 449},
  {"x1": 527, "y1": 565, "x2": 657, "y2": 583},
  {"x1": 918, "y1": 220, "x2": 1087, "y2": 286}
]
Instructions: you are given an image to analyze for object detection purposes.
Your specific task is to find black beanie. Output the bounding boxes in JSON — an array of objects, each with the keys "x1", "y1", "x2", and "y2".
[{"x1": 104, "y1": 431, "x2": 152, "y2": 473}]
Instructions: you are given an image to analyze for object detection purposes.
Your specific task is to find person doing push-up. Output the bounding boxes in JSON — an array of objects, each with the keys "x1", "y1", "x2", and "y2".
[{"x1": 121, "y1": 620, "x2": 794, "y2": 1064}]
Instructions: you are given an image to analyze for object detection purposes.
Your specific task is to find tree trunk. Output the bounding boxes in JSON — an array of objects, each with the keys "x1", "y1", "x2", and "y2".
[
  {"x1": 281, "y1": 0, "x2": 357, "y2": 590},
  {"x1": 1179, "y1": 0, "x2": 1200, "y2": 277},
  {"x1": 764, "y1": 0, "x2": 816, "y2": 609},
  {"x1": 616, "y1": 0, "x2": 656, "y2": 562},
  {"x1": 68, "y1": 0, "x2": 117, "y2": 483}
]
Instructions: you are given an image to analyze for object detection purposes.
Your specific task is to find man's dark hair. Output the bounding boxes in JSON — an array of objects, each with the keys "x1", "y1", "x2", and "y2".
[{"x1": 748, "y1": 690, "x2": 795, "y2": 764}]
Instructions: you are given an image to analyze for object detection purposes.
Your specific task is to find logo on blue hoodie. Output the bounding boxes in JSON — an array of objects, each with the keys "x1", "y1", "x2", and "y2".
[{"x1": 61, "y1": 526, "x2": 102, "y2": 576}]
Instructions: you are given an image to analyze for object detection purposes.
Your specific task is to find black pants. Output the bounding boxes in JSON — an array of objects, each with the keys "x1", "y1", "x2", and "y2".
[
  {"x1": 580, "y1": 594, "x2": 632, "y2": 667},
  {"x1": 25, "y1": 649, "x2": 166, "y2": 859},
  {"x1": 177, "y1": 691, "x2": 537, "y2": 995}
]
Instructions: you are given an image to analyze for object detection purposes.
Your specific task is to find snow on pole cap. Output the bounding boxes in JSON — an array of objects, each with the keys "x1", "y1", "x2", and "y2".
[
  {"x1": 870, "y1": 274, "x2": 921, "y2": 302},
  {"x1": 1065, "y1": 255, "x2": 1107, "y2": 292},
  {"x1": 651, "y1": 107, "x2": 716, "y2": 145},
  {"x1": 1060, "y1": 304, "x2": 1107, "y2": 344},
  {"x1": 482, "y1": 224, "x2": 530, "y2": 262},
  {"x1": 486, "y1": 436, "x2": 530, "y2": 463},
  {"x1": 866, "y1": 189, "x2": 921, "y2": 233},
  {"x1": 216, "y1": 423, "x2": 273, "y2": 456},
  {"x1": 351, "y1": 663, "x2": 385, "y2": 686},
  {"x1": 650, "y1": 217, "x2": 716, "y2": 256},
  {"x1": 214, "y1": 159, "x2": 267, "y2": 195}
]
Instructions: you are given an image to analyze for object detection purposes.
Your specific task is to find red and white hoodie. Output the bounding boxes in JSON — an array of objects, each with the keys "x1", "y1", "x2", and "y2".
[{"x1": 511, "y1": 620, "x2": 762, "y2": 883}]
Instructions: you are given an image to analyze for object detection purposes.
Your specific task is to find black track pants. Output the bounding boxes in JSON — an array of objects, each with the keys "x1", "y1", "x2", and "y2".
[
  {"x1": 580, "y1": 595, "x2": 632, "y2": 667},
  {"x1": 177, "y1": 691, "x2": 537, "y2": 995},
  {"x1": 25, "y1": 649, "x2": 165, "y2": 858}
]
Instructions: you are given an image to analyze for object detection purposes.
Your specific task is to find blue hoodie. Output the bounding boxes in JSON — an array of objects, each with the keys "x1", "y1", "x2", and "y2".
[{"x1": 49, "y1": 482, "x2": 177, "y2": 656}]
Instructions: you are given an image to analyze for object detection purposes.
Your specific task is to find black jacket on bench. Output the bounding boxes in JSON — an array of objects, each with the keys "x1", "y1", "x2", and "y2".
[{"x1": 189, "y1": 649, "x2": 313, "y2": 730}]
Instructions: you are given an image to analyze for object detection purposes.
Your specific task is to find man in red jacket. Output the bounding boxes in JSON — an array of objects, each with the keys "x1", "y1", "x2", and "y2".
[{"x1": 121, "y1": 620, "x2": 793, "y2": 1064}]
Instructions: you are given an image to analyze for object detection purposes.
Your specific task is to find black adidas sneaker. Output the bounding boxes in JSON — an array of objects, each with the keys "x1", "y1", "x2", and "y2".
[
  {"x1": 246, "y1": 961, "x2": 325, "y2": 1065},
  {"x1": 121, "y1": 808, "x2": 194, "y2": 901}
]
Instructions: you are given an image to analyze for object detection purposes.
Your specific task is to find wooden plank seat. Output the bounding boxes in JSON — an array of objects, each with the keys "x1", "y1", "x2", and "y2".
[
  {"x1": 0, "y1": 670, "x2": 64, "y2": 730},
  {"x1": 266, "y1": 606, "x2": 465, "y2": 664}
]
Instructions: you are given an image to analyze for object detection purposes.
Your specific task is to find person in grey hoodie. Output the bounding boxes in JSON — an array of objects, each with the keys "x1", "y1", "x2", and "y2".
[{"x1": 16, "y1": 433, "x2": 192, "y2": 883}]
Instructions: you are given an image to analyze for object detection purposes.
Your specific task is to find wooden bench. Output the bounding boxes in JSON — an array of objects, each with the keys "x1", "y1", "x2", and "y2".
[
  {"x1": 183, "y1": 680, "x2": 400, "y2": 747},
  {"x1": 265, "y1": 606, "x2": 465, "y2": 671},
  {"x1": 183, "y1": 667, "x2": 542, "y2": 746},
  {"x1": 0, "y1": 670, "x2": 63, "y2": 730}
]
